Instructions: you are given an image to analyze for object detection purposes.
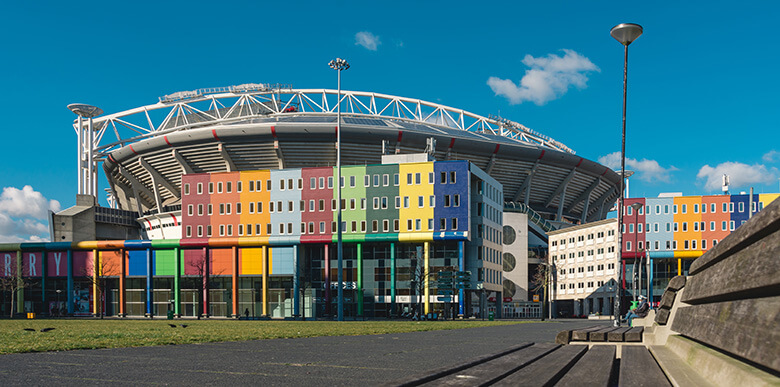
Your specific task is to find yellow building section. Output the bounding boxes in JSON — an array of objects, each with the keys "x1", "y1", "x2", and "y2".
[
  {"x1": 398, "y1": 162, "x2": 435, "y2": 233},
  {"x1": 240, "y1": 170, "x2": 271, "y2": 236},
  {"x1": 759, "y1": 194, "x2": 780, "y2": 209},
  {"x1": 240, "y1": 247, "x2": 265, "y2": 275},
  {"x1": 673, "y1": 196, "x2": 702, "y2": 251}
]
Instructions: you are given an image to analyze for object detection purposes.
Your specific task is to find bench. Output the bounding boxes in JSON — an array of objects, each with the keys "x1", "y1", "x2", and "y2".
[{"x1": 387, "y1": 198, "x2": 780, "y2": 386}]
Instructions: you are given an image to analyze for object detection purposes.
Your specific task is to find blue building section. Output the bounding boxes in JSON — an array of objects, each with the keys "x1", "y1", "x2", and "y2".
[
  {"x1": 127, "y1": 250, "x2": 148, "y2": 276},
  {"x1": 730, "y1": 194, "x2": 758, "y2": 229},
  {"x1": 271, "y1": 246, "x2": 295, "y2": 275},
  {"x1": 434, "y1": 161, "x2": 470, "y2": 232}
]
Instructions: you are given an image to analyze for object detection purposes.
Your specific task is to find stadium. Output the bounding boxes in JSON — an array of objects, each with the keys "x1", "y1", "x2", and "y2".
[{"x1": 4, "y1": 84, "x2": 621, "y2": 319}]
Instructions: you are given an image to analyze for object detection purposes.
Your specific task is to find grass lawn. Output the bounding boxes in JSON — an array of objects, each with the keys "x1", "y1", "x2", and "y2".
[{"x1": 0, "y1": 319, "x2": 529, "y2": 354}]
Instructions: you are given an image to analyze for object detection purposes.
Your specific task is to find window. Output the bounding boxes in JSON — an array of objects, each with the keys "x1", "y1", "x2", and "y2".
[
  {"x1": 198, "y1": 204, "x2": 203, "y2": 216},
  {"x1": 217, "y1": 182, "x2": 223, "y2": 193},
  {"x1": 319, "y1": 177, "x2": 325, "y2": 189},
  {"x1": 673, "y1": 204, "x2": 678, "y2": 214},
  {"x1": 226, "y1": 182, "x2": 232, "y2": 193},
  {"x1": 351, "y1": 221, "x2": 357, "y2": 233},
  {"x1": 361, "y1": 221, "x2": 366, "y2": 232},
  {"x1": 219, "y1": 203, "x2": 225, "y2": 215},
  {"x1": 407, "y1": 173, "x2": 413, "y2": 185},
  {"x1": 227, "y1": 224, "x2": 233, "y2": 236},
  {"x1": 287, "y1": 223, "x2": 293, "y2": 234},
  {"x1": 209, "y1": 182, "x2": 214, "y2": 194},
  {"x1": 722, "y1": 221, "x2": 727, "y2": 231},
  {"x1": 219, "y1": 225, "x2": 225, "y2": 236},
  {"x1": 361, "y1": 198, "x2": 366, "y2": 210},
  {"x1": 309, "y1": 200, "x2": 315, "y2": 212},
  {"x1": 440, "y1": 172, "x2": 447, "y2": 184},
  {"x1": 364, "y1": 175, "x2": 370, "y2": 187},
  {"x1": 236, "y1": 203, "x2": 242, "y2": 214},
  {"x1": 383, "y1": 174, "x2": 389, "y2": 186},
  {"x1": 372, "y1": 220, "x2": 378, "y2": 232},
  {"x1": 440, "y1": 218, "x2": 446, "y2": 230},
  {"x1": 350, "y1": 198, "x2": 356, "y2": 210},
  {"x1": 187, "y1": 205, "x2": 193, "y2": 216},
  {"x1": 373, "y1": 174, "x2": 380, "y2": 187},
  {"x1": 450, "y1": 171, "x2": 456, "y2": 184},
  {"x1": 197, "y1": 183, "x2": 203, "y2": 194},
  {"x1": 267, "y1": 224, "x2": 272, "y2": 235},
  {"x1": 418, "y1": 196, "x2": 424, "y2": 208},
  {"x1": 701, "y1": 239, "x2": 707, "y2": 250},
  {"x1": 684, "y1": 240, "x2": 689, "y2": 250},
  {"x1": 694, "y1": 204, "x2": 699, "y2": 213},
  {"x1": 319, "y1": 199, "x2": 324, "y2": 212},
  {"x1": 288, "y1": 201, "x2": 294, "y2": 212},
  {"x1": 739, "y1": 202, "x2": 744, "y2": 213},
  {"x1": 444, "y1": 195, "x2": 451, "y2": 207},
  {"x1": 428, "y1": 172, "x2": 434, "y2": 184},
  {"x1": 454, "y1": 194, "x2": 460, "y2": 207},
  {"x1": 256, "y1": 180, "x2": 262, "y2": 191},
  {"x1": 430, "y1": 195, "x2": 436, "y2": 207},
  {"x1": 320, "y1": 222, "x2": 325, "y2": 234},
  {"x1": 197, "y1": 225, "x2": 203, "y2": 237},
  {"x1": 711, "y1": 203, "x2": 716, "y2": 213},
  {"x1": 297, "y1": 178, "x2": 303, "y2": 190},
  {"x1": 626, "y1": 241, "x2": 632, "y2": 251},
  {"x1": 238, "y1": 224, "x2": 243, "y2": 236},
  {"x1": 428, "y1": 219, "x2": 433, "y2": 230},
  {"x1": 451, "y1": 218, "x2": 458, "y2": 230},
  {"x1": 393, "y1": 173, "x2": 399, "y2": 186},
  {"x1": 208, "y1": 204, "x2": 213, "y2": 215},
  {"x1": 682, "y1": 204, "x2": 687, "y2": 214},
  {"x1": 350, "y1": 175, "x2": 356, "y2": 188},
  {"x1": 288, "y1": 179, "x2": 294, "y2": 190},
  {"x1": 628, "y1": 224, "x2": 634, "y2": 233},
  {"x1": 384, "y1": 219, "x2": 391, "y2": 232},
  {"x1": 184, "y1": 183, "x2": 190, "y2": 195},
  {"x1": 373, "y1": 197, "x2": 380, "y2": 209},
  {"x1": 404, "y1": 196, "x2": 410, "y2": 208},
  {"x1": 269, "y1": 202, "x2": 275, "y2": 213},
  {"x1": 693, "y1": 222, "x2": 698, "y2": 231},
  {"x1": 627, "y1": 206, "x2": 632, "y2": 216},
  {"x1": 381, "y1": 197, "x2": 388, "y2": 209},
  {"x1": 266, "y1": 179, "x2": 272, "y2": 191},
  {"x1": 328, "y1": 177, "x2": 333, "y2": 189},
  {"x1": 237, "y1": 181, "x2": 242, "y2": 192},
  {"x1": 186, "y1": 226, "x2": 192, "y2": 237},
  {"x1": 682, "y1": 222, "x2": 688, "y2": 232},
  {"x1": 415, "y1": 219, "x2": 421, "y2": 231},
  {"x1": 256, "y1": 224, "x2": 261, "y2": 235},
  {"x1": 710, "y1": 221, "x2": 715, "y2": 231}
]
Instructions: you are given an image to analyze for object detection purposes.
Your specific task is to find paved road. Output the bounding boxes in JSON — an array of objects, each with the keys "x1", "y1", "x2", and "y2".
[{"x1": 0, "y1": 319, "x2": 607, "y2": 386}]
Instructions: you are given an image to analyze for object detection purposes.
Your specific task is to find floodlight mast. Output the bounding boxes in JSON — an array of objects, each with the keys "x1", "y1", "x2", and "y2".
[
  {"x1": 610, "y1": 22, "x2": 642, "y2": 327},
  {"x1": 68, "y1": 103, "x2": 103, "y2": 198},
  {"x1": 329, "y1": 58, "x2": 350, "y2": 322}
]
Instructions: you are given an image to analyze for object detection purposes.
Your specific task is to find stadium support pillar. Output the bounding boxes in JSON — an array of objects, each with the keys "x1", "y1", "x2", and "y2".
[
  {"x1": 41, "y1": 251, "x2": 47, "y2": 315},
  {"x1": 262, "y1": 246, "x2": 268, "y2": 316},
  {"x1": 293, "y1": 245, "x2": 300, "y2": 318},
  {"x1": 677, "y1": 258, "x2": 682, "y2": 276},
  {"x1": 424, "y1": 242, "x2": 430, "y2": 315},
  {"x1": 324, "y1": 244, "x2": 330, "y2": 316},
  {"x1": 458, "y1": 241, "x2": 465, "y2": 317},
  {"x1": 92, "y1": 249, "x2": 99, "y2": 316},
  {"x1": 231, "y1": 246, "x2": 238, "y2": 318},
  {"x1": 16, "y1": 250, "x2": 23, "y2": 314},
  {"x1": 67, "y1": 249, "x2": 74, "y2": 315},
  {"x1": 119, "y1": 249, "x2": 126, "y2": 317},
  {"x1": 202, "y1": 247, "x2": 209, "y2": 318},
  {"x1": 390, "y1": 243, "x2": 396, "y2": 316},
  {"x1": 174, "y1": 247, "x2": 181, "y2": 317},
  {"x1": 146, "y1": 248, "x2": 153, "y2": 317},
  {"x1": 357, "y1": 243, "x2": 363, "y2": 317}
]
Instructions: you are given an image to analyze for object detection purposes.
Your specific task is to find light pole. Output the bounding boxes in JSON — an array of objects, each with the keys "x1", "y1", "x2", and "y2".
[
  {"x1": 67, "y1": 103, "x2": 103, "y2": 197},
  {"x1": 329, "y1": 58, "x2": 350, "y2": 322},
  {"x1": 610, "y1": 22, "x2": 643, "y2": 326}
]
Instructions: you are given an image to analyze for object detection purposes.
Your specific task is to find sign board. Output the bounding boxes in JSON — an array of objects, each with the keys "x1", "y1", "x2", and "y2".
[
  {"x1": 437, "y1": 296, "x2": 452, "y2": 302},
  {"x1": 533, "y1": 295, "x2": 540, "y2": 302}
]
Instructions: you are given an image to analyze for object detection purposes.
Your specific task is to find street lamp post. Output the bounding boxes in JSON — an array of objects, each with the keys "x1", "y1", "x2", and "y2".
[
  {"x1": 610, "y1": 23, "x2": 643, "y2": 326},
  {"x1": 329, "y1": 58, "x2": 350, "y2": 322}
]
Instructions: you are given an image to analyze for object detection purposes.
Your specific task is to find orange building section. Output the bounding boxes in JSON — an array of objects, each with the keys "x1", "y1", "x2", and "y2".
[
  {"x1": 673, "y1": 196, "x2": 702, "y2": 252},
  {"x1": 99, "y1": 250, "x2": 123, "y2": 276},
  {"x1": 209, "y1": 248, "x2": 233, "y2": 276},
  {"x1": 239, "y1": 170, "x2": 271, "y2": 237},
  {"x1": 239, "y1": 247, "x2": 264, "y2": 275}
]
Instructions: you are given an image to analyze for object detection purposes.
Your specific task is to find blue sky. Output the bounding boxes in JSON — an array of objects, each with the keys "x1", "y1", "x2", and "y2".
[{"x1": 1, "y1": 1, "x2": 779, "y2": 241}]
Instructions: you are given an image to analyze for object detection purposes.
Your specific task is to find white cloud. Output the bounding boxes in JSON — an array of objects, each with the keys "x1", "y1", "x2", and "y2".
[
  {"x1": 355, "y1": 31, "x2": 381, "y2": 51},
  {"x1": 487, "y1": 49, "x2": 599, "y2": 105},
  {"x1": 697, "y1": 162, "x2": 779, "y2": 191},
  {"x1": 0, "y1": 185, "x2": 60, "y2": 242},
  {"x1": 762, "y1": 150, "x2": 780, "y2": 163},
  {"x1": 598, "y1": 152, "x2": 677, "y2": 183}
]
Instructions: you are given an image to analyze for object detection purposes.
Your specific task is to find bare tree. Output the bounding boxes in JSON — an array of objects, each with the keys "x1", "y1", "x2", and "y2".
[
  {"x1": 409, "y1": 258, "x2": 432, "y2": 319},
  {"x1": 81, "y1": 255, "x2": 117, "y2": 319},
  {"x1": 296, "y1": 253, "x2": 312, "y2": 320},
  {"x1": 0, "y1": 260, "x2": 35, "y2": 318},
  {"x1": 531, "y1": 257, "x2": 551, "y2": 320}
]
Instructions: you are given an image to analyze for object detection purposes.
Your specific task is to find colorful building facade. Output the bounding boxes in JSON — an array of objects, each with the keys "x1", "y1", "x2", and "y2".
[{"x1": 1, "y1": 159, "x2": 506, "y2": 319}]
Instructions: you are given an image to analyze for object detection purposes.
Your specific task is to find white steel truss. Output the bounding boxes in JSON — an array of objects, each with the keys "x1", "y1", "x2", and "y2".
[{"x1": 75, "y1": 87, "x2": 575, "y2": 158}]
